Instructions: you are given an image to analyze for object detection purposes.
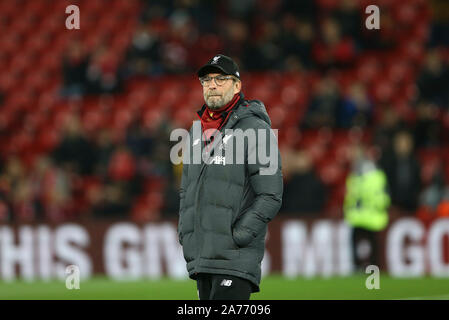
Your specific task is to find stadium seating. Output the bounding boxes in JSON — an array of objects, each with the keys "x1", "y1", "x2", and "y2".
[{"x1": 0, "y1": 0, "x2": 447, "y2": 220}]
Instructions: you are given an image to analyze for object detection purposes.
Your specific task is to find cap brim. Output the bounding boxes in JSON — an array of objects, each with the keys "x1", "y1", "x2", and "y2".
[{"x1": 197, "y1": 65, "x2": 229, "y2": 78}]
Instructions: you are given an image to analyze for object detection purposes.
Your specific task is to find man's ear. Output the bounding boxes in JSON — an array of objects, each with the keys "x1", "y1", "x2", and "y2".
[{"x1": 234, "y1": 80, "x2": 242, "y2": 94}]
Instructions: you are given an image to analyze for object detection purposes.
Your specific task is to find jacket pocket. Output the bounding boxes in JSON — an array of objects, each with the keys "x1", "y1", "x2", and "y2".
[
  {"x1": 200, "y1": 232, "x2": 239, "y2": 260},
  {"x1": 231, "y1": 207, "x2": 255, "y2": 248},
  {"x1": 179, "y1": 208, "x2": 194, "y2": 238},
  {"x1": 232, "y1": 224, "x2": 258, "y2": 248},
  {"x1": 181, "y1": 232, "x2": 196, "y2": 262}
]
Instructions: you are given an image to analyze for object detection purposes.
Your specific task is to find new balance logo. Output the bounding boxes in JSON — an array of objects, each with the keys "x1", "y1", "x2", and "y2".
[
  {"x1": 193, "y1": 138, "x2": 200, "y2": 146},
  {"x1": 220, "y1": 279, "x2": 232, "y2": 287}
]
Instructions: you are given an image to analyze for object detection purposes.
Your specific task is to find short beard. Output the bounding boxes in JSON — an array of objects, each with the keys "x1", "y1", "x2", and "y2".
[{"x1": 205, "y1": 89, "x2": 235, "y2": 110}]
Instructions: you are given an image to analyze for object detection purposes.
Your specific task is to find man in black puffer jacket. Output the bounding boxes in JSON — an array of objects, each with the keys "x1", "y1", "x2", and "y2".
[{"x1": 177, "y1": 54, "x2": 283, "y2": 300}]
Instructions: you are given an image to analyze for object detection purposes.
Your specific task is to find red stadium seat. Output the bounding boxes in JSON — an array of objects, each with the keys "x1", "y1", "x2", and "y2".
[
  {"x1": 131, "y1": 194, "x2": 162, "y2": 222},
  {"x1": 392, "y1": 2, "x2": 419, "y2": 26},
  {"x1": 267, "y1": 105, "x2": 287, "y2": 129},
  {"x1": 316, "y1": 0, "x2": 339, "y2": 11},
  {"x1": 317, "y1": 159, "x2": 345, "y2": 187},
  {"x1": 371, "y1": 76, "x2": 395, "y2": 103},
  {"x1": 36, "y1": 127, "x2": 61, "y2": 154},
  {"x1": 386, "y1": 59, "x2": 414, "y2": 85}
]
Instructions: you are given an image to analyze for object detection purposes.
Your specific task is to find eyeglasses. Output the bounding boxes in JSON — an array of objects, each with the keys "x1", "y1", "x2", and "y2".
[{"x1": 199, "y1": 75, "x2": 234, "y2": 87}]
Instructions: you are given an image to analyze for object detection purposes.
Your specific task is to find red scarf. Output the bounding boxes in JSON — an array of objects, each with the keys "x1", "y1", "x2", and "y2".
[{"x1": 199, "y1": 93, "x2": 240, "y2": 141}]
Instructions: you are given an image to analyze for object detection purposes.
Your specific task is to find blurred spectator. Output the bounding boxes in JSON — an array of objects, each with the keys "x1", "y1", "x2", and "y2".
[
  {"x1": 1, "y1": 156, "x2": 24, "y2": 192},
  {"x1": 161, "y1": 181, "x2": 180, "y2": 216},
  {"x1": 281, "y1": 150, "x2": 327, "y2": 214},
  {"x1": 125, "y1": 119, "x2": 155, "y2": 158},
  {"x1": 151, "y1": 141, "x2": 174, "y2": 178},
  {"x1": 222, "y1": 19, "x2": 249, "y2": 69},
  {"x1": 91, "y1": 182, "x2": 132, "y2": 218},
  {"x1": 86, "y1": 45, "x2": 123, "y2": 94},
  {"x1": 106, "y1": 143, "x2": 144, "y2": 206},
  {"x1": 282, "y1": 0, "x2": 317, "y2": 21},
  {"x1": 228, "y1": 0, "x2": 256, "y2": 19},
  {"x1": 301, "y1": 76, "x2": 341, "y2": 129},
  {"x1": 61, "y1": 39, "x2": 89, "y2": 97},
  {"x1": 379, "y1": 130, "x2": 422, "y2": 212},
  {"x1": 428, "y1": 0, "x2": 449, "y2": 47},
  {"x1": 0, "y1": 158, "x2": 20, "y2": 221},
  {"x1": 417, "y1": 166, "x2": 445, "y2": 214},
  {"x1": 278, "y1": 15, "x2": 314, "y2": 70},
  {"x1": 244, "y1": 21, "x2": 283, "y2": 70},
  {"x1": 373, "y1": 107, "x2": 404, "y2": 153},
  {"x1": 338, "y1": 82, "x2": 372, "y2": 128},
  {"x1": 332, "y1": 0, "x2": 363, "y2": 45},
  {"x1": 413, "y1": 101, "x2": 441, "y2": 148},
  {"x1": 125, "y1": 23, "x2": 163, "y2": 76},
  {"x1": 31, "y1": 157, "x2": 71, "y2": 221},
  {"x1": 312, "y1": 18, "x2": 356, "y2": 71},
  {"x1": 52, "y1": 114, "x2": 96, "y2": 175},
  {"x1": 189, "y1": 0, "x2": 219, "y2": 33},
  {"x1": 11, "y1": 179, "x2": 37, "y2": 222},
  {"x1": 417, "y1": 166, "x2": 449, "y2": 225},
  {"x1": 108, "y1": 145, "x2": 137, "y2": 182},
  {"x1": 94, "y1": 128, "x2": 116, "y2": 177},
  {"x1": 139, "y1": 0, "x2": 169, "y2": 23},
  {"x1": 147, "y1": 119, "x2": 175, "y2": 178},
  {"x1": 0, "y1": 197, "x2": 10, "y2": 222},
  {"x1": 416, "y1": 49, "x2": 449, "y2": 109},
  {"x1": 159, "y1": 6, "x2": 197, "y2": 74},
  {"x1": 1, "y1": 157, "x2": 45, "y2": 222},
  {"x1": 161, "y1": 163, "x2": 182, "y2": 217},
  {"x1": 1, "y1": 157, "x2": 34, "y2": 222}
]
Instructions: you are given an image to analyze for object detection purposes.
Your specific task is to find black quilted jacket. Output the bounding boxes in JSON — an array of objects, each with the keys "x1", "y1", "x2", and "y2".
[{"x1": 178, "y1": 93, "x2": 283, "y2": 292}]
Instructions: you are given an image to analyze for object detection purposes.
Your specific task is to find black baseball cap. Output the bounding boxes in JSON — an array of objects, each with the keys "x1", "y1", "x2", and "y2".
[{"x1": 197, "y1": 54, "x2": 240, "y2": 79}]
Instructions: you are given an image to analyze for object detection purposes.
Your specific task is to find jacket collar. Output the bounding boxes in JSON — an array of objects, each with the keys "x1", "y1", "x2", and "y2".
[{"x1": 197, "y1": 92, "x2": 245, "y2": 122}]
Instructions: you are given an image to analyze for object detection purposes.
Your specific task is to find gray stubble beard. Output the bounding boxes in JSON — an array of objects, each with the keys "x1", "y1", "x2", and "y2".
[{"x1": 205, "y1": 88, "x2": 235, "y2": 110}]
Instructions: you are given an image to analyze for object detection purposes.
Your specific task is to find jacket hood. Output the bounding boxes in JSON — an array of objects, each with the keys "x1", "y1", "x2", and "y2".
[{"x1": 234, "y1": 93, "x2": 272, "y2": 127}]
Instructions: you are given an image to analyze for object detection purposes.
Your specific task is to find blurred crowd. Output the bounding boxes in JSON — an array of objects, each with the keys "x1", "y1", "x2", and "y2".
[
  {"x1": 0, "y1": 109, "x2": 179, "y2": 222},
  {"x1": 1, "y1": 0, "x2": 449, "y2": 223}
]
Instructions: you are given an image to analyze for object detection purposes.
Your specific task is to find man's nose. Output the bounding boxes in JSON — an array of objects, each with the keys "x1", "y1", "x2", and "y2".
[
  {"x1": 207, "y1": 87, "x2": 218, "y2": 96},
  {"x1": 208, "y1": 79, "x2": 218, "y2": 89}
]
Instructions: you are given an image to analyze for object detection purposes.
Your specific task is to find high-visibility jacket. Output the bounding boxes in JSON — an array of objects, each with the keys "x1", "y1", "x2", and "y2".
[{"x1": 344, "y1": 168, "x2": 390, "y2": 231}]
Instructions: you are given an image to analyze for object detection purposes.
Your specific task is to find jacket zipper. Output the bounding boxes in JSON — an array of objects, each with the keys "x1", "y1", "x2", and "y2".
[{"x1": 192, "y1": 112, "x2": 240, "y2": 272}]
